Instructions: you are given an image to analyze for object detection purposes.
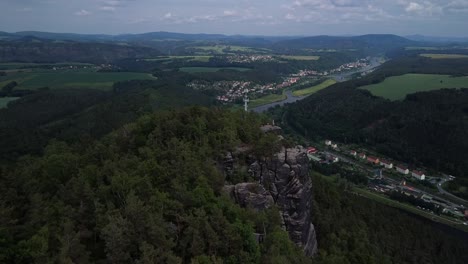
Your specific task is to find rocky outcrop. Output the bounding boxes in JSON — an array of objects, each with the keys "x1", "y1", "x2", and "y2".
[{"x1": 225, "y1": 146, "x2": 318, "y2": 256}]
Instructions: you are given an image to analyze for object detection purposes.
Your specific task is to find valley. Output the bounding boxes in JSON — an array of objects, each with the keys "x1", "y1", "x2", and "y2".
[{"x1": 1, "y1": 30, "x2": 468, "y2": 263}]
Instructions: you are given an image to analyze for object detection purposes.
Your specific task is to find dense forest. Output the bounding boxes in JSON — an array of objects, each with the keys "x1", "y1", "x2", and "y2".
[
  {"x1": 0, "y1": 80, "x2": 212, "y2": 163},
  {"x1": 311, "y1": 173, "x2": 468, "y2": 264},
  {"x1": 1, "y1": 107, "x2": 467, "y2": 263},
  {"x1": 0, "y1": 107, "x2": 312, "y2": 263}
]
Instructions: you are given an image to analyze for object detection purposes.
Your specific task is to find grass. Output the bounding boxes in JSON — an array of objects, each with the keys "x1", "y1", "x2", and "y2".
[
  {"x1": 0, "y1": 97, "x2": 20, "y2": 109},
  {"x1": 405, "y1": 47, "x2": 444, "y2": 51},
  {"x1": 249, "y1": 93, "x2": 287, "y2": 108},
  {"x1": 279, "y1": 55, "x2": 320, "y2": 61},
  {"x1": 191, "y1": 45, "x2": 270, "y2": 54},
  {"x1": 420, "y1": 54, "x2": 468, "y2": 59},
  {"x1": 144, "y1": 56, "x2": 213, "y2": 63},
  {"x1": 0, "y1": 69, "x2": 156, "y2": 91},
  {"x1": 353, "y1": 187, "x2": 468, "y2": 232},
  {"x1": 359, "y1": 74, "x2": 468, "y2": 100},
  {"x1": 292, "y1": 79, "x2": 336, "y2": 96},
  {"x1": 179, "y1": 67, "x2": 251, "y2": 73}
]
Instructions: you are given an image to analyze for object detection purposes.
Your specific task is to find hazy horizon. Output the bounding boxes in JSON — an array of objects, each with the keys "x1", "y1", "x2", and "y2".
[{"x1": 1, "y1": 1, "x2": 468, "y2": 37}]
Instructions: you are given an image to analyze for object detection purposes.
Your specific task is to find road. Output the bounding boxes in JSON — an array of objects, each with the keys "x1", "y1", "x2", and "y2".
[
  {"x1": 436, "y1": 177, "x2": 468, "y2": 205},
  {"x1": 252, "y1": 57, "x2": 384, "y2": 113},
  {"x1": 323, "y1": 149, "x2": 467, "y2": 208}
]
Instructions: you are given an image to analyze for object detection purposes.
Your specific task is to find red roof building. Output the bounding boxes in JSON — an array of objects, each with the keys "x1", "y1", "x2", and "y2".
[{"x1": 367, "y1": 156, "x2": 380, "y2": 164}]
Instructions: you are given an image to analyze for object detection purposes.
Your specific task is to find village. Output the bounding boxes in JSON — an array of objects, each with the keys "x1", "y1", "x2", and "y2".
[
  {"x1": 306, "y1": 139, "x2": 468, "y2": 224},
  {"x1": 198, "y1": 58, "x2": 372, "y2": 103}
]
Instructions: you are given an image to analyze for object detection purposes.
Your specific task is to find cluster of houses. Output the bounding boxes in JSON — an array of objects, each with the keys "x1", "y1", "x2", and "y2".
[
  {"x1": 226, "y1": 55, "x2": 274, "y2": 63},
  {"x1": 349, "y1": 149, "x2": 426, "y2": 180}
]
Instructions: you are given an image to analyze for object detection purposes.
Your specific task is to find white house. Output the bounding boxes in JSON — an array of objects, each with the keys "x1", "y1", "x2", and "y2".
[
  {"x1": 325, "y1": 140, "x2": 332, "y2": 146},
  {"x1": 396, "y1": 166, "x2": 409, "y2": 175},
  {"x1": 380, "y1": 160, "x2": 393, "y2": 169},
  {"x1": 412, "y1": 171, "x2": 426, "y2": 180},
  {"x1": 331, "y1": 144, "x2": 338, "y2": 149},
  {"x1": 350, "y1": 150, "x2": 357, "y2": 156}
]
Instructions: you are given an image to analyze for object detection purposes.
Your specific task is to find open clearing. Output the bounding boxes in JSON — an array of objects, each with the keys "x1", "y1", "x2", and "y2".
[
  {"x1": 143, "y1": 56, "x2": 213, "y2": 63},
  {"x1": 191, "y1": 45, "x2": 270, "y2": 54},
  {"x1": 179, "y1": 67, "x2": 251, "y2": 73},
  {"x1": 0, "y1": 70, "x2": 156, "y2": 91},
  {"x1": 279, "y1": 55, "x2": 320, "y2": 61},
  {"x1": 0, "y1": 97, "x2": 20, "y2": 109},
  {"x1": 360, "y1": 74, "x2": 468, "y2": 100},
  {"x1": 250, "y1": 93, "x2": 287, "y2": 108},
  {"x1": 420, "y1": 54, "x2": 468, "y2": 59},
  {"x1": 292, "y1": 79, "x2": 336, "y2": 96}
]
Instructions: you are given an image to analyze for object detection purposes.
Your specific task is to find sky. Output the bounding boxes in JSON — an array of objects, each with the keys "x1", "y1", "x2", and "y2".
[{"x1": 1, "y1": 0, "x2": 468, "y2": 36}]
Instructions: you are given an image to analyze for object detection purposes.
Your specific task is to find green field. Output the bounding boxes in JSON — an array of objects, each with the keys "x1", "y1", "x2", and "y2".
[
  {"x1": 0, "y1": 97, "x2": 20, "y2": 109},
  {"x1": 360, "y1": 74, "x2": 468, "y2": 100},
  {"x1": 0, "y1": 62, "x2": 94, "y2": 70},
  {"x1": 191, "y1": 45, "x2": 269, "y2": 54},
  {"x1": 420, "y1": 53, "x2": 468, "y2": 59},
  {"x1": 292, "y1": 79, "x2": 336, "y2": 96},
  {"x1": 0, "y1": 70, "x2": 156, "y2": 90},
  {"x1": 179, "y1": 67, "x2": 251, "y2": 73},
  {"x1": 144, "y1": 56, "x2": 213, "y2": 63},
  {"x1": 250, "y1": 93, "x2": 286, "y2": 108},
  {"x1": 279, "y1": 55, "x2": 320, "y2": 61}
]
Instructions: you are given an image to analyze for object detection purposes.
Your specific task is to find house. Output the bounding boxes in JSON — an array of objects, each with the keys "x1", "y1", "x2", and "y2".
[
  {"x1": 367, "y1": 156, "x2": 380, "y2": 164},
  {"x1": 396, "y1": 165, "x2": 409, "y2": 175},
  {"x1": 358, "y1": 153, "x2": 366, "y2": 159},
  {"x1": 331, "y1": 144, "x2": 338, "y2": 149},
  {"x1": 325, "y1": 140, "x2": 332, "y2": 146},
  {"x1": 412, "y1": 170, "x2": 426, "y2": 180},
  {"x1": 350, "y1": 150, "x2": 357, "y2": 156},
  {"x1": 328, "y1": 155, "x2": 339, "y2": 163},
  {"x1": 307, "y1": 147, "x2": 317, "y2": 154},
  {"x1": 380, "y1": 160, "x2": 393, "y2": 169}
]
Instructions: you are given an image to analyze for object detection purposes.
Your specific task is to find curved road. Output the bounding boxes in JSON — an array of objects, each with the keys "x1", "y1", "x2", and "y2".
[{"x1": 252, "y1": 57, "x2": 383, "y2": 113}]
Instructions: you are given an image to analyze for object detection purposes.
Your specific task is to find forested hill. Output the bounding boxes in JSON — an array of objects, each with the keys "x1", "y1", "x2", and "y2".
[
  {"x1": 282, "y1": 85, "x2": 468, "y2": 178},
  {"x1": 0, "y1": 39, "x2": 161, "y2": 63},
  {"x1": 1, "y1": 107, "x2": 468, "y2": 263},
  {"x1": 0, "y1": 108, "x2": 312, "y2": 263},
  {"x1": 0, "y1": 80, "x2": 212, "y2": 162},
  {"x1": 273, "y1": 34, "x2": 418, "y2": 53}
]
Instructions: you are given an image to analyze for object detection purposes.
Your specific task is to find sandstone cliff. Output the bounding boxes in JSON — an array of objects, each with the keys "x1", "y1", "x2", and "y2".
[{"x1": 224, "y1": 146, "x2": 318, "y2": 256}]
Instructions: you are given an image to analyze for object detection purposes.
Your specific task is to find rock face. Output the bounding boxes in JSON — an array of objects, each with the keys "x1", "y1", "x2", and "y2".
[{"x1": 226, "y1": 146, "x2": 318, "y2": 256}]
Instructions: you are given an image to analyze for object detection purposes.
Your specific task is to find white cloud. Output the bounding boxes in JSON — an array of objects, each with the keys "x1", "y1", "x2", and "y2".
[
  {"x1": 405, "y1": 2, "x2": 424, "y2": 12},
  {"x1": 75, "y1": 9, "x2": 91, "y2": 16},
  {"x1": 100, "y1": 6, "x2": 116, "y2": 12}
]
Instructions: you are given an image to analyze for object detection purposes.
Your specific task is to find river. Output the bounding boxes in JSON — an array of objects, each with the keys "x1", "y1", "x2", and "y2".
[{"x1": 252, "y1": 57, "x2": 384, "y2": 113}]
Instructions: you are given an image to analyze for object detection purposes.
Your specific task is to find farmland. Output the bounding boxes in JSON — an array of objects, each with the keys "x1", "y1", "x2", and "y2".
[
  {"x1": 143, "y1": 56, "x2": 213, "y2": 63},
  {"x1": 0, "y1": 97, "x2": 19, "y2": 109},
  {"x1": 278, "y1": 55, "x2": 320, "y2": 61},
  {"x1": 179, "y1": 67, "x2": 252, "y2": 73},
  {"x1": 292, "y1": 79, "x2": 336, "y2": 96},
  {"x1": 190, "y1": 45, "x2": 270, "y2": 54},
  {"x1": 360, "y1": 74, "x2": 468, "y2": 100},
  {"x1": 250, "y1": 93, "x2": 286, "y2": 108},
  {"x1": 420, "y1": 54, "x2": 468, "y2": 59},
  {"x1": 0, "y1": 69, "x2": 156, "y2": 90}
]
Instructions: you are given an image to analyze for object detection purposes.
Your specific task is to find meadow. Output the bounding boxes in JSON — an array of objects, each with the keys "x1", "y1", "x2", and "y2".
[
  {"x1": 420, "y1": 54, "x2": 468, "y2": 59},
  {"x1": 179, "y1": 67, "x2": 252, "y2": 73},
  {"x1": 0, "y1": 69, "x2": 156, "y2": 91},
  {"x1": 0, "y1": 97, "x2": 19, "y2": 109},
  {"x1": 278, "y1": 55, "x2": 320, "y2": 61},
  {"x1": 191, "y1": 45, "x2": 270, "y2": 54},
  {"x1": 292, "y1": 79, "x2": 336, "y2": 96},
  {"x1": 143, "y1": 56, "x2": 212, "y2": 63},
  {"x1": 249, "y1": 93, "x2": 286, "y2": 108},
  {"x1": 360, "y1": 74, "x2": 468, "y2": 100}
]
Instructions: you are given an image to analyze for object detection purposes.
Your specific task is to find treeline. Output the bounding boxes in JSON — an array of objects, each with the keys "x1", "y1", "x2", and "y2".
[
  {"x1": 0, "y1": 40, "x2": 161, "y2": 64},
  {"x1": 0, "y1": 80, "x2": 212, "y2": 163},
  {"x1": 0, "y1": 107, "x2": 310, "y2": 263},
  {"x1": 280, "y1": 87, "x2": 468, "y2": 179},
  {"x1": 311, "y1": 173, "x2": 468, "y2": 264}
]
